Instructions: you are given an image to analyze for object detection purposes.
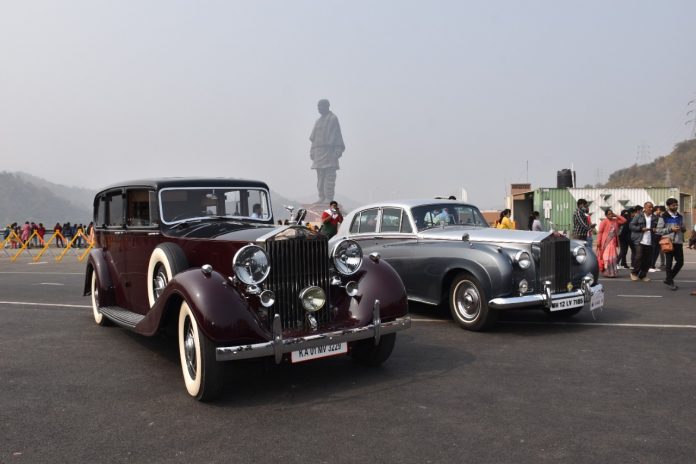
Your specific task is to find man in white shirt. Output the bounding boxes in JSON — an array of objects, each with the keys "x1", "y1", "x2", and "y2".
[{"x1": 629, "y1": 201, "x2": 658, "y2": 281}]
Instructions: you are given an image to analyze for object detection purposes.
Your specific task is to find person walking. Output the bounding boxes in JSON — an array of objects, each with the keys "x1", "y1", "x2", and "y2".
[
  {"x1": 496, "y1": 209, "x2": 514, "y2": 229},
  {"x1": 617, "y1": 208, "x2": 634, "y2": 269},
  {"x1": 596, "y1": 209, "x2": 626, "y2": 278},
  {"x1": 53, "y1": 223, "x2": 64, "y2": 247},
  {"x1": 688, "y1": 223, "x2": 696, "y2": 249},
  {"x1": 656, "y1": 198, "x2": 686, "y2": 290},
  {"x1": 649, "y1": 205, "x2": 666, "y2": 272},
  {"x1": 572, "y1": 199, "x2": 596, "y2": 247},
  {"x1": 20, "y1": 221, "x2": 31, "y2": 247},
  {"x1": 37, "y1": 223, "x2": 46, "y2": 246},
  {"x1": 529, "y1": 211, "x2": 543, "y2": 231},
  {"x1": 629, "y1": 201, "x2": 658, "y2": 282},
  {"x1": 320, "y1": 201, "x2": 343, "y2": 239}
]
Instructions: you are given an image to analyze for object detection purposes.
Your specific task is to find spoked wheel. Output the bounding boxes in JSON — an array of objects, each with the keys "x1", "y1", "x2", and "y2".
[
  {"x1": 449, "y1": 273, "x2": 497, "y2": 331},
  {"x1": 90, "y1": 271, "x2": 110, "y2": 326},
  {"x1": 147, "y1": 243, "x2": 188, "y2": 307},
  {"x1": 178, "y1": 301, "x2": 222, "y2": 401}
]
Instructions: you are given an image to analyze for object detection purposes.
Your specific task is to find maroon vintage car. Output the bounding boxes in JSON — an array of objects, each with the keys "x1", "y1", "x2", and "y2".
[{"x1": 84, "y1": 178, "x2": 410, "y2": 400}]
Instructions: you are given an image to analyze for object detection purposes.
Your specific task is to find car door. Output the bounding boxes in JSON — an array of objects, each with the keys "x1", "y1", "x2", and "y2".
[{"x1": 123, "y1": 188, "x2": 161, "y2": 314}]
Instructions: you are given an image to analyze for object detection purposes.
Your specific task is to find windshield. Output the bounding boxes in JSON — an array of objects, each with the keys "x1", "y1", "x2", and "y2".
[
  {"x1": 411, "y1": 204, "x2": 489, "y2": 231},
  {"x1": 159, "y1": 187, "x2": 271, "y2": 224}
]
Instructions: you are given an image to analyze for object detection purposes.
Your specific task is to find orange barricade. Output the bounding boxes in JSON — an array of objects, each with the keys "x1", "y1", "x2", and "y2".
[
  {"x1": 11, "y1": 230, "x2": 39, "y2": 262},
  {"x1": 33, "y1": 231, "x2": 67, "y2": 261},
  {"x1": 2, "y1": 230, "x2": 23, "y2": 257},
  {"x1": 55, "y1": 230, "x2": 93, "y2": 263}
]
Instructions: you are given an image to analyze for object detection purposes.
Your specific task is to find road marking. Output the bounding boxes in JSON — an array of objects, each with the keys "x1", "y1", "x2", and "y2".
[
  {"x1": 0, "y1": 271, "x2": 83, "y2": 275},
  {"x1": 0, "y1": 301, "x2": 90, "y2": 308},
  {"x1": 36, "y1": 283, "x2": 65, "y2": 286},
  {"x1": 411, "y1": 318, "x2": 448, "y2": 323},
  {"x1": 501, "y1": 321, "x2": 696, "y2": 329},
  {"x1": 616, "y1": 295, "x2": 663, "y2": 298}
]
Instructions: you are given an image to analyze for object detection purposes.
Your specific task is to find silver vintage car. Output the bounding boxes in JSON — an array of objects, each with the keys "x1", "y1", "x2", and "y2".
[{"x1": 330, "y1": 199, "x2": 604, "y2": 331}]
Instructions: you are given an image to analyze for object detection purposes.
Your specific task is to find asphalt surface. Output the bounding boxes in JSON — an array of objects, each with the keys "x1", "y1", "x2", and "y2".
[{"x1": 1, "y1": 251, "x2": 696, "y2": 463}]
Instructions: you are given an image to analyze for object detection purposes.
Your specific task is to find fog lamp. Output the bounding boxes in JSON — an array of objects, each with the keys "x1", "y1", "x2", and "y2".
[
  {"x1": 299, "y1": 286, "x2": 326, "y2": 312},
  {"x1": 518, "y1": 279, "x2": 529, "y2": 294}
]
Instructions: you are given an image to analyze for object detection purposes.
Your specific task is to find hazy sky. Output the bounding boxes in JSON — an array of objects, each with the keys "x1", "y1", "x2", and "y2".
[{"x1": 1, "y1": 1, "x2": 695, "y2": 209}]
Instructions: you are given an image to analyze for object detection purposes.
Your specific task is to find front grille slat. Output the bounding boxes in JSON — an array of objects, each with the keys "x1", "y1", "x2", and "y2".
[
  {"x1": 539, "y1": 235, "x2": 572, "y2": 293},
  {"x1": 266, "y1": 235, "x2": 331, "y2": 331}
]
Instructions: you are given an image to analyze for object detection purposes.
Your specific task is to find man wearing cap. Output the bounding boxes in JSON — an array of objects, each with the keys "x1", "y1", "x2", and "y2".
[{"x1": 309, "y1": 99, "x2": 345, "y2": 203}]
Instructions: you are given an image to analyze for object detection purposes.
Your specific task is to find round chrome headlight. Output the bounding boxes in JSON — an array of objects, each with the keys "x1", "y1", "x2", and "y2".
[
  {"x1": 573, "y1": 246, "x2": 587, "y2": 264},
  {"x1": 233, "y1": 245, "x2": 270, "y2": 285},
  {"x1": 332, "y1": 239, "x2": 363, "y2": 276},
  {"x1": 515, "y1": 251, "x2": 532, "y2": 270},
  {"x1": 299, "y1": 286, "x2": 326, "y2": 312}
]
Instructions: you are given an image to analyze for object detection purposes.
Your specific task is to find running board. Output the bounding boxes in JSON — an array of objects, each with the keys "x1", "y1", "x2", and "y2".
[{"x1": 99, "y1": 306, "x2": 145, "y2": 329}]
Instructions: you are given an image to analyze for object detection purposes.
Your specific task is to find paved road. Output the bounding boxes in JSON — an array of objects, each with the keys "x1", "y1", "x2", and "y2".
[{"x1": 1, "y1": 253, "x2": 695, "y2": 463}]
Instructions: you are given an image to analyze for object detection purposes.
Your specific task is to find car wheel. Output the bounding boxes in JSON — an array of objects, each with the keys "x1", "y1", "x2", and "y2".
[
  {"x1": 147, "y1": 243, "x2": 188, "y2": 307},
  {"x1": 90, "y1": 271, "x2": 110, "y2": 326},
  {"x1": 449, "y1": 273, "x2": 497, "y2": 331},
  {"x1": 350, "y1": 333, "x2": 396, "y2": 366},
  {"x1": 178, "y1": 300, "x2": 222, "y2": 401}
]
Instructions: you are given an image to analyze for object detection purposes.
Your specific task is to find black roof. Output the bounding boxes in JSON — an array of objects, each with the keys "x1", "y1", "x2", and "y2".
[{"x1": 96, "y1": 177, "x2": 270, "y2": 196}]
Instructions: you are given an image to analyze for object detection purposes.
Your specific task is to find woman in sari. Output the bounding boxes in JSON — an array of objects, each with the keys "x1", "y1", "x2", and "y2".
[{"x1": 596, "y1": 209, "x2": 626, "y2": 277}]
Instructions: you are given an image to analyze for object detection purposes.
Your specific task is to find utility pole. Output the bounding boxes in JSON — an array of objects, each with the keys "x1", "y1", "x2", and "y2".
[
  {"x1": 636, "y1": 142, "x2": 651, "y2": 165},
  {"x1": 687, "y1": 98, "x2": 696, "y2": 139}
]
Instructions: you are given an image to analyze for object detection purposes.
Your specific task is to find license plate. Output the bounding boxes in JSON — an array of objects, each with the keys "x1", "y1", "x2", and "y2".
[
  {"x1": 590, "y1": 290, "x2": 604, "y2": 310},
  {"x1": 550, "y1": 295, "x2": 585, "y2": 311},
  {"x1": 290, "y1": 342, "x2": 348, "y2": 363}
]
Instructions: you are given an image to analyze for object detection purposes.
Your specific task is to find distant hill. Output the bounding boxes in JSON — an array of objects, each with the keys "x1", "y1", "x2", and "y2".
[
  {"x1": 603, "y1": 139, "x2": 696, "y2": 193},
  {"x1": 0, "y1": 171, "x2": 326, "y2": 227},
  {"x1": 0, "y1": 172, "x2": 93, "y2": 226}
]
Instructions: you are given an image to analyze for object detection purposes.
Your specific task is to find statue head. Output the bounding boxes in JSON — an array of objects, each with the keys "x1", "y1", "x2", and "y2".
[{"x1": 317, "y1": 99, "x2": 330, "y2": 115}]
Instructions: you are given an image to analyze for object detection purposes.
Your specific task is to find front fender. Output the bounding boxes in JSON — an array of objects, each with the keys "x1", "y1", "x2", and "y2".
[
  {"x1": 83, "y1": 249, "x2": 116, "y2": 306},
  {"x1": 136, "y1": 268, "x2": 270, "y2": 344},
  {"x1": 350, "y1": 257, "x2": 408, "y2": 325},
  {"x1": 418, "y1": 242, "x2": 514, "y2": 303}
]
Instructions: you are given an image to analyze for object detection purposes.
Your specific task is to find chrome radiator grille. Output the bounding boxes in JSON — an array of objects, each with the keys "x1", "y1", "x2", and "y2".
[
  {"x1": 265, "y1": 236, "x2": 332, "y2": 330},
  {"x1": 538, "y1": 235, "x2": 572, "y2": 293}
]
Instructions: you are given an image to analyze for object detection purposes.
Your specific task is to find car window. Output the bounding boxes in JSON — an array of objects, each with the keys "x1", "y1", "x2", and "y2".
[
  {"x1": 95, "y1": 195, "x2": 107, "y2": 228},
  {"x1": 411, "y1": 204, "x2": 489, "y2": 231},
  {"x1": 106, "y1": 191, "x2": 124, "y2": 228},
  {"x1": 358, "y1": 209, "x2": 379, "y2": 233},
  {"x1": 160, "y1": 187, "x2": 271, "y2": 224},
  {"x1": 380, "y1": 208, "x2": 402, "y2": 233},
  {"x1": 126, "y1": 189, "x2": 158, "y2": 228},
  {"x1": 400, "y1": 210, "x2": 413, "y2": 233},
  {"x1": 349, "y1": 213, "x2": 360, "y2": 234}
]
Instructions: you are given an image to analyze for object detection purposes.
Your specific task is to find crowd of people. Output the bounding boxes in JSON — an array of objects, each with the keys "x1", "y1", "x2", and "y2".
[
  {"x1": 571, "y1": 197, "x2": 696, "y2": 296},
  {"x1": 2, "y1": 221, "x2": 94, "y2": 249}
]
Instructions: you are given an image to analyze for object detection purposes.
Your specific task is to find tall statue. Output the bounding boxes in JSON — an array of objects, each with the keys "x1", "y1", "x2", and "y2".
[{"x1": 309, "y1": 99, "x2": 345, "y2": 203}]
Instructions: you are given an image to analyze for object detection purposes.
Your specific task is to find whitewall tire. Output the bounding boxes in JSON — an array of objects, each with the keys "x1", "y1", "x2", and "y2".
[
  {"x1": 147, "y1": 243, "x2": 188, "y2": 308},
  {"x1": 91, "y1": 271, "x2": 109, "y2": 326},
  {"x1": 178, "y1": 300, "x2": 222, "y2": 401}
]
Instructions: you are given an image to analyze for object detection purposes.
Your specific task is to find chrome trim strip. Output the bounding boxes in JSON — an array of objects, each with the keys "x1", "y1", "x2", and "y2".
[
  {"x1": 215, "y1": 314, "x2": 411, "y2": 362},
  {"x1": 488, "y1": 284, "x2": 604, "y2": 310}
]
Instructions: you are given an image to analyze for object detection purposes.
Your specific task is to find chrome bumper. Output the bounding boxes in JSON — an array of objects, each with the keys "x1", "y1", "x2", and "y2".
[
  {"x1": 216, "y1": 300, "x2": 411, "y2": 363},
  {"x1": 488, "y1": 283, "x2": 604, "y2": 311}
]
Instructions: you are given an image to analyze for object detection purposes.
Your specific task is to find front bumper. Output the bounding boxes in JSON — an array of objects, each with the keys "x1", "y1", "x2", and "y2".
[
  {"x1": 216, "y1": 300, "x2": 411, "y2": 363},
  {"x1": 488, "y1": 282, "x2": 604, "y2": 311}
]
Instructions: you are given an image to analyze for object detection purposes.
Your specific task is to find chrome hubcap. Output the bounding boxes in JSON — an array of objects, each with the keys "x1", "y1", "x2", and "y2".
[
  {"x1": 184, "y1": 318, "x2": 197, "y2": 380},
  {"x1": 454, "y1": 281, "x2": 481, "y2": 321},
  {"x1": 153, "y1": 267, "x2": 167, "y2": 300}
]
